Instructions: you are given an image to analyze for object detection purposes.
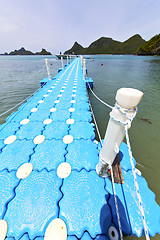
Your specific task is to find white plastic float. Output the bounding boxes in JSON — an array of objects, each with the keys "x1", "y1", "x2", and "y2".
[
  {"x1": 66, "y1": 119, "x2": 75, "y2": 125},
  {"x1": 34, "y1": 135, "x2": 45, "y2": 144},
  {"x1": 57, "y1": 162, "x2": 71, "y2": 179},
  {"x1": 44, "y1": 218, "x2": 67, "y2": 240},
  {"x1": 63, "y1": 135, "x2": 73, "y2": 144},
  {"x1": 43, "y1": 119, "x2": 52, "y2": 125},
  {"x1": 0, "y1": 220, "x2": 8, "y2": 240},
  {"x1": 20, "y1": 119, "x2": 30, "y2": 125},
  {"x1": 31, "y1": 108, "x2": 38, "y2": 112},
  {"x1": 4, "y1": 135, "x2": 17, "y2": 145},
  {"x1": 16, "y1": 163, "x2": 33, "y2": 179}
]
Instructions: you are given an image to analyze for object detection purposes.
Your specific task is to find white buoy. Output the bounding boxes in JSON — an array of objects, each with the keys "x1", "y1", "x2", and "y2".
[
  {"x1": 63, "y1": 135, "x2": 73, "y2": 144},
  {"x1": 44, "y1": 218, "x2": 67, "y2": 240},
  {"x1": 0, "y1": 220, "x2": 8, "y2": 240},
  {"x1": 66, "y1": 119, "x2": 75, "y2": 125},
  {"x1": 70, "y1": 100, "x2": 76, "y2": 103},
  {"x1": 68, "y1": 108, "x2": 75, "y2": 112},
  {"x1": 43, "y1": 119, "x2": 52, "y2": 125},
  {"x1": 57, "y1": 162, "x2": 71, "y2": 179},
  {"x1": 96, "y1": 88, "x2": 143, "y2": 177},
  {"x1": 20, "y1": 119, "x2": 30, "y2": 125},
  {"x1": 16, "y1": 163, "x2": 33, "y2": 179},
  {"x1": 50, "y1": 108, "x2": 57, "y2": 112},
  {"x1": 54, "y1": 100, "x2": 60, "y2": 104},
  {"x1": 34, "y1": 135, "x2": 45, "y2": 144},
  {"x1": 31, "y1": 108, "x2": 38, "y2": 112},
  {"x1": 38, "y1": 100, "x2": 44, "y2": 104},
  {"x1": 4, "y1": 135, "x2": 17, "y2": 145},
  {"x1": 43, "y1": 94, "x2": 49, "y2": 97}
]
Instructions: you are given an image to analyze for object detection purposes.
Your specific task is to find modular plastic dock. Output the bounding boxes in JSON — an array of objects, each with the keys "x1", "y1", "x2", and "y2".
[{"x1": 0, "y1": 57, "x2": 160, "y2": 240}]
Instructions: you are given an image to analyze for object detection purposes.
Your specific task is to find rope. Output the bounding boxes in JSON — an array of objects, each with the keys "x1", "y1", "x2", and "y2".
[
  {"x1": 88, "y1": 96, "x2": 103, "y2": 147},
  {"x1": 111, "y1": 103, "x2": 150, "y2": 240},
  {"x1": 86, "y1": 78, "x2": 113, "y2": 109},
  {"x1": 85, "y1": 80, "x2": 123, "y2": 240},
  {"x1": 110, "y1": 165, "x2": 124, "y2": 240},
  {"x1": 0, "y1": 84, "x2": 44, "y2": 118},
  {"x1": 125, "y1": 126, "x2": 150, "y2": 240},
  {"x1": 0, "y1": 64, "x2": 46, "y2": 91}
]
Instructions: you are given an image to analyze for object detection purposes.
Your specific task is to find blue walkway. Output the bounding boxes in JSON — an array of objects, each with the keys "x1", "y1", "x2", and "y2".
[{"x1": 0, "y1": 57, "x2": 160, "y2": 240}]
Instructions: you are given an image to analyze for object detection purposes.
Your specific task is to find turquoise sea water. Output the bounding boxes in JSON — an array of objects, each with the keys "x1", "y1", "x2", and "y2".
[{"x1": 0, "y1": 55, "x2": 160, "y2": 239}]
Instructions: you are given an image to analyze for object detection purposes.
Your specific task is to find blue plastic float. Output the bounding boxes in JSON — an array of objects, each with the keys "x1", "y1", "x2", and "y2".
[{"x1": 0, "y1": 57, "x2": 160, "y2": 240}]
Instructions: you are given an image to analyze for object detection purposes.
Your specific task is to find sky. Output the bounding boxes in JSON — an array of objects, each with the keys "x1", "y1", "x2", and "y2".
[{"x1": 0, "y1": 0, "x2": 160, "y2": 54}]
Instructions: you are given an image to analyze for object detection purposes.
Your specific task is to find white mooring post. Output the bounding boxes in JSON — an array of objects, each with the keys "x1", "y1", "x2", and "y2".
[
  {"x1": 83, "y1": 58, "x2": 86, "y2": 80},
  {"x1": 70, "y1": 55, "x2": 71, "y2": 62},
  {"x1": 67, "y1": 55, "x2": 69, "y2": 65},
  {"x1": 61, "y1": 56, "x2": 64, "y2": 69},
  {"x1": 45, "y1": 59, "x2": 51, "y2": 80},
  {"x1": 80, "y1": 55, "x2": 83, "y2": 67},
  {"x1": 96, "y1": 88, "x2": 143, "y2": 177}
]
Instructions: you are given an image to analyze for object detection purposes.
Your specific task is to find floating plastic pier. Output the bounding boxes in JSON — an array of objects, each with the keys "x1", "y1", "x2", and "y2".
[{"x1": 0, "y1": 57, "x2": 160, "y2": 240}]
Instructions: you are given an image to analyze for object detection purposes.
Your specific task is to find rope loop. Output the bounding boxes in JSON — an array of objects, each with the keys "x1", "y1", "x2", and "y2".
[{"x1": 110, "y1": 102, "x2": 138, "y2": 129}]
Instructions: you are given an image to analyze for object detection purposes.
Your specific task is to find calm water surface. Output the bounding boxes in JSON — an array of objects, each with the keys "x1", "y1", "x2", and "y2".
[{"x1": 0, "y1": 55, "x2": 160, "y2": 239}]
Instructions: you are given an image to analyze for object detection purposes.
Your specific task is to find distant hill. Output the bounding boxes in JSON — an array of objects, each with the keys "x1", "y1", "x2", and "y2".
[
  {"x1": 9, "y1": 47, "x2": 34, "y2": 55},
  {"x1": 136, "y1": 34, "x2": 160, "y2": 55},
  {"x1": 35, "y1": 48, "x2": 52, "y2": 55},
  {"x1": 2, "y1": 47, "x2": 52, "y2": 55},
  {"x1": 65, "y1": 34, "x2": 145, "y2": 55},
  {"x1": 86, "y1": 37, "x2": 121, "y2": 54},
  {"x1": 114, "y1": 34, "x2": 146, "y2": 54},
  {"x1": 66, "y1": 42, "x2": 85, "y2": 55}
]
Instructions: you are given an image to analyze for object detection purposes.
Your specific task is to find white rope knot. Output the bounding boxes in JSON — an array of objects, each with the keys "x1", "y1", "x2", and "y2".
[{"x1": 110, "y1": 102, "x2": 138, "y2": 129}]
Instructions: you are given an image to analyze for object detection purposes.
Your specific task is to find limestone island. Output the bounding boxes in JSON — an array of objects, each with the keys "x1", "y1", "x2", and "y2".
[{"x1": 1, "y1": 47, "x2": 52, "y2": 55}]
